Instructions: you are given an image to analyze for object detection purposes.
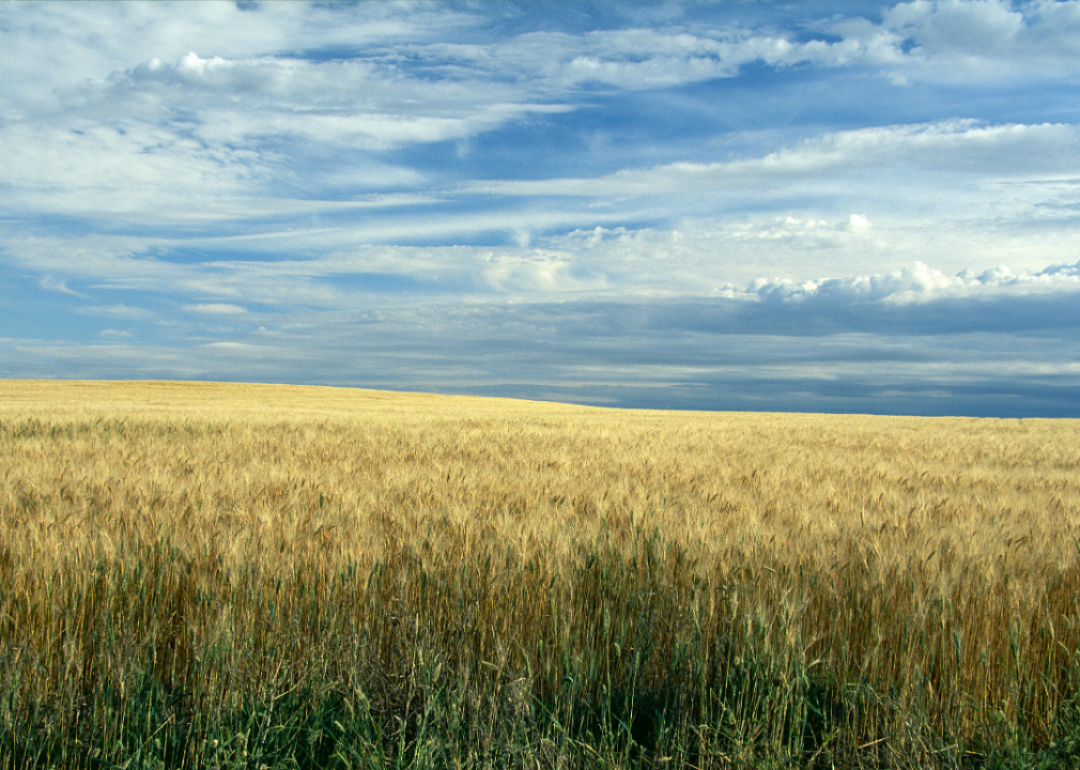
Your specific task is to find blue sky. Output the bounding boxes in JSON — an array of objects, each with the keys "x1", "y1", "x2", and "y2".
[{"x1": 2, "y1": 0, "x2": 1079, "y2": 416}]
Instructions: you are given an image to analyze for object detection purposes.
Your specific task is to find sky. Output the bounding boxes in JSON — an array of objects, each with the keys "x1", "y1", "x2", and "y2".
[{"x1": 2, "y1": 0, "x2": 1079, "y2": 417}]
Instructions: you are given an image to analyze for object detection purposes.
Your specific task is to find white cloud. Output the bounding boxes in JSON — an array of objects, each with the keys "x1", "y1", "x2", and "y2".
[
  {"x1": 4, "y1": 2, "x2": 1078, "y2": 240},
  {"x1": 6, "y1": 201, "x2": 1076, "y2": 320},
  {"x1": 79, "y1": 304, "x2": 155, "y2": 320},
  {"x1": 409, "y1": 26, "x2": 890, "y2": 94},
  {"x1": 185, "y1": 303, "x2": 246, "y2": 315},
  {"x1": 0, "y1": 1, "x2": 475, "y2": 105},
  {"x1": 479, "y1": 250, "x2": 606, "y2": 293},
  {"x1": 747, "y1": 259, "x2": 1080, "y2": 306},
  {"x1": 474, "y1": 120, "x2": 1080, "y2": 198},
  {"x1": 96, "y1": 50, "x2": 571, "y2": 151},
  {"x1": 460, "y1": 121, "x2": 1080, "y2": 276},
  {"x1": 880, "y1": 0, "x2": 1080, "y2": 79},
  {"x1": 447, "y1": 2, "x2": 1080, "y2": 89},
  {"x1": 0, "y1": 120, "x2": 259, "y2": 217},
  {"x1": 38, "y1": 276, "x2": 85, "y2": 297},
  {"x1": 885, "y1": 0, "x2": 1025, "y2": 54}
]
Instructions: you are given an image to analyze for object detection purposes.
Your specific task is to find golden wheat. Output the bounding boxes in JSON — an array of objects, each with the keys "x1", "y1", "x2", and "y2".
[{"x1": 2, "y1": 379, "x2": 1079, "y2": 768}]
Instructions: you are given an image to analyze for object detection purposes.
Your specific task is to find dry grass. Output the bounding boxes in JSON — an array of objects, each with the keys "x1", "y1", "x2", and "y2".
[{"x1": 1, "y1": 379, "x2": 1079, "y2": 769}]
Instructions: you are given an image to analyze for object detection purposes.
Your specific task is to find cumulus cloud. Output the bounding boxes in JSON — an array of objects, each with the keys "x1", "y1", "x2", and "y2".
[
  {"x1": 479, "y1": 250, "x2": 608, "y2": 293},
  {"x1": 881, "y1": 0, "x2": 1080, "y2": 78},
  {"x1": 694, "y1": 258, "x2": 1080, "y2": 340},
  {"x1": 747, "y1": 259, "x2": 1080, "y2": 307},
  {"x1": 885, "y1": 0, "x2": 1026, "y2": 55}
]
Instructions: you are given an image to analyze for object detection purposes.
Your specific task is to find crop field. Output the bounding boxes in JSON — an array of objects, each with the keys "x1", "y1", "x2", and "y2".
[{"x1": 1, "y1": 380, "x2": 1079, "y2": 769}]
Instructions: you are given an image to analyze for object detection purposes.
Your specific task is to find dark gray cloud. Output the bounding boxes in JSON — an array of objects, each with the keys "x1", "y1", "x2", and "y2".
[{"x1": 7, "y1": 258, "x2": 1077, "y2": 416}]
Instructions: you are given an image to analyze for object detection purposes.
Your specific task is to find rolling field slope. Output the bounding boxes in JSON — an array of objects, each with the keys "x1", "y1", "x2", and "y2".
[{"x1": 2, "y1": 380, "x2": 1079, "y2": 769}]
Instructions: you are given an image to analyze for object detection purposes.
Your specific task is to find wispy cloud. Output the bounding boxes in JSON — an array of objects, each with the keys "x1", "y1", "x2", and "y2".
[
  {"x1": 469, "y1": 121, "x2": 1080, "y2": 199},
  {"x1": 38, "y1": 276, "x2": 86, "y2": 298},
  {"x1": 185, "y1": 303, "x2": 246, "y2": 315}
]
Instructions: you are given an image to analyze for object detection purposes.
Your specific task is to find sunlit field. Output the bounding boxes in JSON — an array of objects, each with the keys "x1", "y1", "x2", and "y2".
[{"x1": 2, "y1": 380, "x2": 1079, "y2": 769}]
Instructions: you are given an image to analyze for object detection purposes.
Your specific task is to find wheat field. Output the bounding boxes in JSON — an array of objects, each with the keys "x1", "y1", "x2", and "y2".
[{"x1": 1, "y1": 380, "x2": 1079, "y2": 769}]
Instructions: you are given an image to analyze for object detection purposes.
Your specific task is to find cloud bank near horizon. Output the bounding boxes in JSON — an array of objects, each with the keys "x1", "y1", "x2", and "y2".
[{"x1": 2, "y1": 1, "x2": 1079, "y2": 417}]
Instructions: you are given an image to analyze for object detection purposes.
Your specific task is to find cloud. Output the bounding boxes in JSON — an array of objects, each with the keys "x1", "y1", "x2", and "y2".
[
  {"x1": 4, "y1": 2, "x2": 1078, "y2": 243},
  {"x1": 479, "y1": 250, "x2": 606, "y2": 293},
  {"x1": 2, "y1": 1, "x2": 1079, "y2": 417},
  {"x1": 750, "y1": 259, "x2": 1080, "y2": 305},
  {"x1": 543, "y1": 28, "x2": 871, "y2": 88},
  {"x1": 881, "y1": 0, "x2": 1080, "y2": 78},
  {"x1": 404, "y1": 25, "x2": 895, "y2": 96},
  {"x1": 472, "y1": 121, "x2": 1080, "y2": 198},
  {"x1": 78, "y1": 304, "x2": 155, "y2": 320},
  {"x1": 185, "y1": 303, "x2": 246, "y2": 315},
  {"x1": 11, "y1": 2, "x2": 1074, "y2": 221},
  {"x1": 5, "y1": 256, "x2": 1079, "y2": 417},
  {"x1": 885, "y1": 0, "x2": 1026, "y2": 55},
  {"x1": 455, "y1": 120, "x2": 1080, "y2": 275},
  {"x1": 38, "y1": 276, "x2": 85, "y2": 298},
  {"x1": 0, "y1": 1, "x2": 477, "y2": 105},
  {"x1": 694, "y1": 259, "x2": 1080, "y2": 339},
  {"x1": 95, "y1": 50, "x2": 574, "y2": 152}
]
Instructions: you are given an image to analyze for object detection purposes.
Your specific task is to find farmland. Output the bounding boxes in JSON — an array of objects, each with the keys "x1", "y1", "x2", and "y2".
[{"x1": 1, "y1": 380, "x2": 1079, "y2": 769}]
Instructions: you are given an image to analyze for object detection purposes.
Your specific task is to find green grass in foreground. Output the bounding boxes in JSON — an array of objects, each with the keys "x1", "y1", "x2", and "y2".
[{"x1": 3, "y1": 524, "x2": 1080, "y2": 770}]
